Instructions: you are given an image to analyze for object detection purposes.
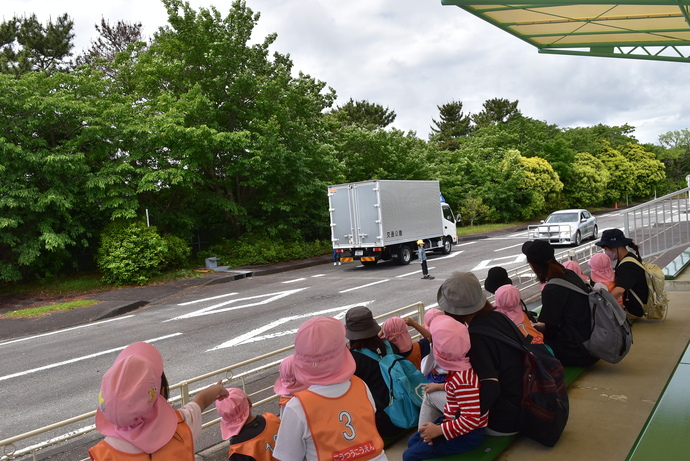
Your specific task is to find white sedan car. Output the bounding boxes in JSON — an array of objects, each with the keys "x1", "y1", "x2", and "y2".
[{"x1": 527, "y1": 209, "x2": 598, "y2": 246}]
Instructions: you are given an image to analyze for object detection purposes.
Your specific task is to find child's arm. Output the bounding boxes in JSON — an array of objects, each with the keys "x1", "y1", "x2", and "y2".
[
  {"x1": 405, "y1": 316, "x2": 432, "y2": 342},
  {"x1": 192, "y1": 381, "x2": 229, "y2": 411},
  {"x1": 439, "y1": 379, "x2": 485, "y2": 441}
]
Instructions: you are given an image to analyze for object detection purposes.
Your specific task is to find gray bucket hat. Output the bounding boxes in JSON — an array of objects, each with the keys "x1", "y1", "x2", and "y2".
[
  {"x1": 345, "y1": 306, "x2": 381, "y2": 340},
  {"x1": 437, "y1": 272, "x2": 486, "y2": 316}
]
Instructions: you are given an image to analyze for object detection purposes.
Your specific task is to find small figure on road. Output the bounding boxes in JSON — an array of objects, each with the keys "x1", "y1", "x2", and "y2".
[
  {"x1": 333, "y1": 248, "x2": 341, "y2": 266},
  {"x1": 216, "y1": 387, "x2": 281, "y2": 461},
  {"x1": 418, "y1": 240, "x2": 434, "y2": 279}
]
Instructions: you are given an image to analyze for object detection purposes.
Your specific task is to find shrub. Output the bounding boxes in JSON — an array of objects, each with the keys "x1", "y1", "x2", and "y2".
[
  {"x1": 96, "y1": 221, "x2": 167, "y2": 286},
  {"x1": 161, "y1": 234, "x2": 191, "y2": 270}
]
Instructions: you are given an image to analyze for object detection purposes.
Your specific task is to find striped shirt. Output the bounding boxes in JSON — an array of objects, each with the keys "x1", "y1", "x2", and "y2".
[{"x1": 440, "y1": 369, "x2": 488, "y2": 440}]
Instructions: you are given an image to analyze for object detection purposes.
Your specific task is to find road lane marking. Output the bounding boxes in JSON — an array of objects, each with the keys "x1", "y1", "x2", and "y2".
[
  {"x1": 178, "y1": 292, "x2": 239, "y2": 306},
  {"x1": 436, "y1": 250, "x2": 463, "y2": 260},
  {"x1": 454, "y1": 242, "x2": 476, "y2": 247},
  {"x1": 472, "y1": 254, "x2": 526, "y2": 271},
  {"x1": 169, "y1": 288, "x2": 308, "y2": 320},
  {"x1": 339, "y1": 280, "x2": 389, "y2": 293},
  {"x1": 0, "y1": 316, "x2": 136, "y2": 347},
  {"x1": 282, "y1": 278, "x2": 306, "y2": 284},
  {"x1": 0, "y1": 333, "x2": 182, "y2": 382},
  {"x1": 207, "y1": 302, "x2": 374, "y2": 350},
  {"x1": 397, "y1": 267, "x2": 436, "y2": 278},
  {"x1": 312, "y1": 274, "x2": 326, "y2": 277},
  {"x1": 494, "y1": 243, "x2": 523, "y2": 252}
]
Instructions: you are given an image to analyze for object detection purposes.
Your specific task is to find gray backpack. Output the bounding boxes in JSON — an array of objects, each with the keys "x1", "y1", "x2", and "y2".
[{"x1": 548, "y1": 278, "x2": 632, "y2": 364}]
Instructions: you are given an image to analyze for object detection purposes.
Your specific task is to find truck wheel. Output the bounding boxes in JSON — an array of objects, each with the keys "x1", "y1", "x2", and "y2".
[
  {"x1": 397, "y1": 245, "x2": 412, "y2": 265},
  {"x1": 361, "y1": 260, "x2": 378, "y2": 267},
  {"x1": 440, "y1": 237, "x2": 452, "y2": 255}
]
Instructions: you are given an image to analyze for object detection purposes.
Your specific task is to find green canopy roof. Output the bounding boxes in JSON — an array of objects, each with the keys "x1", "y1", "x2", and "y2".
[{"x1": 441, "y1": 0, "x2": 690, "y2": 62}]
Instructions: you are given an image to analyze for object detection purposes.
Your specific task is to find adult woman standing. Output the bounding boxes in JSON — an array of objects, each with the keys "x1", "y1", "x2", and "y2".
[
  {"x1": 521, "y1": 240, "x2": 598, "y2": 367},
  {"x1": 436, "y1": 272, "x2": 521, "y2": 436},
  {"x1": 595, "y1": 228, "x2": 647, "y2": 319}
]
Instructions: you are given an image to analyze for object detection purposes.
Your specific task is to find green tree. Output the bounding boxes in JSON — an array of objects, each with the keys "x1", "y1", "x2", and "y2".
[
  {"x1": 518, "y1": 156, "x2": 564, "y2": 217},
  {"x1": 621, "y1": 143, "x2": 666, "y2": 199},
  {"x1": 331, "y1": 127, "x2": 433, "y2": 182},
  {"x1": 566, "y1": 152, "x2": 610, "y2": 207},
  {"x1": 0, "y1": 14, "x2": 74, "y2": 76},
  {"x1": 75, "y1": 18, "x2": 145, "y2": 76},
  {"x1": 657, "y1": 129, "x2": 690, "y2": 189},
  {"x1": 326, "y1": 98, "x2": 396, "y2": 130},
  {"x1": 429, "y1": 100, "x2": 471, "y2": 151},
  {"x1": 472, "y1": 98, "x2": 521, "y2": 129},
  {"x1": 596, "y1": 142, "x2": 636, "y2": 205}
]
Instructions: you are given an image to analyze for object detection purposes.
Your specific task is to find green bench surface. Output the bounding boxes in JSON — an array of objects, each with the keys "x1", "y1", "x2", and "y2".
[{"x1": 626, "y1": 363, "x2": 690, "y2": 460}]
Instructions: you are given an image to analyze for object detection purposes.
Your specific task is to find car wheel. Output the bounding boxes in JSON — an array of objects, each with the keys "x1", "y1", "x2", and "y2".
[
  {"x1": 591, "y1": 225, "x2": 599, "y2": 240},
  {"x1": 573, "y1": 231, "x2": 582, "y2": 246}
]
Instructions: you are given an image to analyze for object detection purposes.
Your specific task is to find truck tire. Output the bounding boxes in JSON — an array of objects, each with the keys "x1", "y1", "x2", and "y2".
[
  {"x1": 440, "y1": 237, "x2": 452, "y2": 255},
  {"x1": 397, "y1": 244, "x2": 412, "y2": 265},
  {"x1": 361, "y1": 260, "x2": 378, "y2": 267}
]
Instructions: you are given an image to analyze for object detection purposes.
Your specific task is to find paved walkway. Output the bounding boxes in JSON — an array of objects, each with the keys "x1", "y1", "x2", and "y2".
[{"x1": 385, "y1": 270, "x2": 690, "y2": 460}]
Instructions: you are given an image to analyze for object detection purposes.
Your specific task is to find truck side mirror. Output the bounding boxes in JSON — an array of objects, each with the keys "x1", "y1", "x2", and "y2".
[{"x1": 455, "y1": 213, "x2": 462, "y2": 223}]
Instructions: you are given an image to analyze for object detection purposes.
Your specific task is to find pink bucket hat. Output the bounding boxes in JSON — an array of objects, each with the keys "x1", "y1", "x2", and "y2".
[
  {"x1": 215, "y1": 388, "x2": 250, "y2": 440},
  {"x1": 429, "y1": 316, "x2": 471, "y2": 372},
  {"x1": 95, "y1": 342, "x2": 177, "y2": 454},
  {"x1": 493, "y1": 284, "x2": 523, "y2": 325},
  {"x1": 381, "y1": 317, "x2": 413, "y2": 354},
  {"x1": 563, "y1": 260, "x2": 589, "y2": 282},
  {"x1": 293, "y1": 317, "x2": 356, "y2": 386},
  {"x1": 588, "y1": 253, "x2": 615, "y2": 283},
  {"x1": 424, "y1": 308, "x2": 444, "y2": 327},
  {"x1": 273, "y1": 355, "x2": 309, "y2": 396}
]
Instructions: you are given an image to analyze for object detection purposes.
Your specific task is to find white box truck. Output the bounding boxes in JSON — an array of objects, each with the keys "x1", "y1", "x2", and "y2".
[{"x1": 328, "y1": 180, "x2": 459, "y2": 266}]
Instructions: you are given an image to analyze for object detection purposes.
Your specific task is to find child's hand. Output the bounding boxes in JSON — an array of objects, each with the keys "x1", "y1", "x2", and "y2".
[
  {"x1": 419, "y1": 422, "x2": 443, "y2": 445},
  {"x1": 404, "y1": 317, "x2": 413, "y2": 326},
  {"x1": 424, "y1": 383, "x2": 444, "y2": 394},
  {"x1": 214, "y1": 382, "x2": 230, "y2": 401}
]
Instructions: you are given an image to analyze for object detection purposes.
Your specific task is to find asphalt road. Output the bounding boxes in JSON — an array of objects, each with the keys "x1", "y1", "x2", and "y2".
[{"x1": 0, "y1": 210, "x2": 627, "y2": 458}]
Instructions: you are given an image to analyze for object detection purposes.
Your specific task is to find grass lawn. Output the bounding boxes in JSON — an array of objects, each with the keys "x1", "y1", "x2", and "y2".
[{"x1": 5, "y1": 299, "x2": 101, "y2": 319}]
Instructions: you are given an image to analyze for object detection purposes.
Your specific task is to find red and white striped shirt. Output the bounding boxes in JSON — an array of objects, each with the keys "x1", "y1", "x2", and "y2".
[{"x1": 440, "y1": 369, "x2": 488, "y2": 440}]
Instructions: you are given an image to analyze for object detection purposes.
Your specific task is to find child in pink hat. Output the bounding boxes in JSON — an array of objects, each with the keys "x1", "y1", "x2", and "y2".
[
  {"x1": 420, "y1": 309, "x2": 448, "y2": 383},
  {"x1": 404, "y1": 316, "x2": 487, "y2": 460},
  {"x1": 588, "y1": 253, "x2": 623, "y2": 305},
  {"x1": 273, "y1": 316, "x2": 388, "y2": 461},
  {"x1": 494, "y1": 285, "x2": 544, "y2": 345},
  {"x1": 273, "y1": 355, "x2": 308, "y2": 418},
  {"x1": 215, "y1": 388, "x2": 280, "y2": 460},
  {"x1": 563, "y1": 260, "x2": 589, "y2": 283},
  {"x1": 89, "y1": 342, "x2": 228, "y2": 459},
  {"x1": 380, "y1": 316, "x2": 431, "y2": 371}
]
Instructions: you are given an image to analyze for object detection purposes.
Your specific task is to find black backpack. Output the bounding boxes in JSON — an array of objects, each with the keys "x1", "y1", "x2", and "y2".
[{"x1": 470, "y1": 314, "x2": 569, "y2": 447}]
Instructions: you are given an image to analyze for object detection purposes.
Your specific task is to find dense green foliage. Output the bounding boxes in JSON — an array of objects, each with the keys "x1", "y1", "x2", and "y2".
[{"x1": 0, "y1": 0, "x2": 685, "y2": 285}]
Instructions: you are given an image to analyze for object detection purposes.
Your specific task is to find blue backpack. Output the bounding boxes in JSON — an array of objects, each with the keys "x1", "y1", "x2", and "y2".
[{"x1": 357, "y1": 341, "x2": 428, "y2": 429}]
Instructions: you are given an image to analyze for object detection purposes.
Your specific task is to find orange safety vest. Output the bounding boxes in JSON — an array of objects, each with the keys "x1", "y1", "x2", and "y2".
[
  {"x1": 228, "y1": 413, "x2": 280, "y2": 461},
  {"x1": 404, "y1": 342, "x2": 423, "y2": 371},
  {"x1": 295, "y1": 376, "x2": 383, "y2": 461},
  {"x1": 516, "y1": 311, "x2": 544, "y2": 344},
  {"x1": 88, "y1": 410, "x2": 194, "y2": 461},
  {"x1": 278, "y1": 395, "x2": 292, "y2": 407}
]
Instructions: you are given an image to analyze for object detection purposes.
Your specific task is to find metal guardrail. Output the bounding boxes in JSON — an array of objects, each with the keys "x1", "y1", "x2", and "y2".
[
  {"x1": 0, "y1": 303, "x2": 426, "y2": 461},
  {"x1": 623, "y1": 188, "x2": 690, "y2": 258}
]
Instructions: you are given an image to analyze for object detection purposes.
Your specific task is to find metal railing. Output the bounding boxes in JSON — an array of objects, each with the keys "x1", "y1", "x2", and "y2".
[{"x1": 623, "y1": 188, "x2": 690, "y2": 258}]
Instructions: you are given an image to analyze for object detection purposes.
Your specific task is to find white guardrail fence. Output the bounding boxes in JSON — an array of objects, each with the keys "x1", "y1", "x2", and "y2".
[{"x1": 4, "y1": 189, "x2": 690, "y2": 460}]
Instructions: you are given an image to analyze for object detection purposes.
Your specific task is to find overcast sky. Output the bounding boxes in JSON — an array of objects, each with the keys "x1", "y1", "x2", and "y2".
[{"x1": 4, "y1": 0, "x2": 688, "y2": 144}]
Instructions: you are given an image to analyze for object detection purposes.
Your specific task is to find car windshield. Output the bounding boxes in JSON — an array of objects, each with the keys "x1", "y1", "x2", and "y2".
[{"x1": 545, "y1": 213, "x2": 578, "y2": 223}]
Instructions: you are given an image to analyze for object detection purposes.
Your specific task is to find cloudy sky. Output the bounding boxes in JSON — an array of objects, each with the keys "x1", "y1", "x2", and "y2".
[{"x1": 4, "y1": 0, "x2": 688, "y2": 144}]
